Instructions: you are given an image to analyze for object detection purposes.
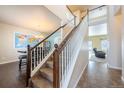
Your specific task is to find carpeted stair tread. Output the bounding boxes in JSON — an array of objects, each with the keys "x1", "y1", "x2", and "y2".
[
  {"x1": 46, "y1": 61, "x2": 53, "y2": 69},
  {"x1": 31, "y1": 74, "x2": 52, "y2": 88},
  {"x1": 40, "y1": 67, "x2": 53, "y2": 82}
]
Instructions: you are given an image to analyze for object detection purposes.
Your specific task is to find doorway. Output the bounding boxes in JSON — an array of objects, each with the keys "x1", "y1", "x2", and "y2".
[{"x1": 88, "y1": 6, "x2": 109, "y2": 63}]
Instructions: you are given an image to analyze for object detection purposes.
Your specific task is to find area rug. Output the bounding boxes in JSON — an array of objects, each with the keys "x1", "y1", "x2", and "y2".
[{"x1": 89, "y1": 54, "x2": 106, "y2": 62}]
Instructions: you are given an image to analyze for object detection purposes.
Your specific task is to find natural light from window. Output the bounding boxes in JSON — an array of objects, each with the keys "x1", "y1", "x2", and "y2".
[{"x1": 88, "y1": 23, "x2": 107, "y2": 36}]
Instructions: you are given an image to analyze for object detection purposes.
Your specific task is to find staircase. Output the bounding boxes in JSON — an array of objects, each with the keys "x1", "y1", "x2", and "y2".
[
  {"x1": 26, "y1": 7, "x2": 88, "y2": 88},
  {"x1": 31, "y1": 56, "x2": 53, "y2": 88}
]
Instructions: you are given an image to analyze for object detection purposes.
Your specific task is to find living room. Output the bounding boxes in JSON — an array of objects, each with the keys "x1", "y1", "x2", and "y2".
[{"x1": 88, "y1": 6, "x2": 108, "y2": 63}]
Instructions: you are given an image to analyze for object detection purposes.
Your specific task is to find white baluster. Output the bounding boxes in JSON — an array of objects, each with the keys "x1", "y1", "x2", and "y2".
[
  {"x1": 39, "y1": 46, "x2": 41, "y2": 63},
  {"x1": 37, "y1": 47, "x2": 38, "y2": 66},
  {"x1": 61, "y1": 50, "x2": 64, "y2": 86},
  {"x1": 33, "y1": 49, "x2": 36, "y2": 69},
  {"x1": 31, "y1": 51, "x2": 32, "y2": 71}
]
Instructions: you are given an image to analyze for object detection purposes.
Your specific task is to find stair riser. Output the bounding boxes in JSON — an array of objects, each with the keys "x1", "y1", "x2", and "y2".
[
  {"x1": 32, "y1": 83, "x2": 39, "y2": 88},
  {"x1": 46, "y1": 64, "x2": 53, "y2": 69},
  {"x1": 40, "y1": 72, "x2": 53, "y2": 83}
]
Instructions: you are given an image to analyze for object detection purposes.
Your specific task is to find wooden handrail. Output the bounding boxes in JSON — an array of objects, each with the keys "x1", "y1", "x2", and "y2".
[
  {"x1": 26, "y1": 6, "x2": 77, "y2": 87},
  {"x1": 89, "y1": 5, "x2": 106, "y2": 11},
  {"x1": 30, "y1": 6, "x2": 75, "y2": 51},
  {"x1": 66, "y1": 5, "x2": 76, "y2": 18},
  {"x1": 30, "y1": 24, "x2": 65, "y2": 50},
  {"x1": 53, "y1": 15, "x2": 87, "y2": 87},
  {"x1": 57, "y1": 16, "x2": 86, "y2": 53},
  {"x1": 66, "y1": 5, "x2": 76, "y2": 26},
  {"x1": 30, "y1": 18, "x2": 74, "y2": 50}
]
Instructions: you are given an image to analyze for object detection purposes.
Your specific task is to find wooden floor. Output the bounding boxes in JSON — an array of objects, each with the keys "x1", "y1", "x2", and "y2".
[
  {"x1": 0, "y1": 62, "x2": 26, "y2": 88},
  {"x1": 77, "y1": 61, "x2": 124, "y2": 88},
  {"x1": 0, "y1": 61, "x2": 124, "y2": 88}
]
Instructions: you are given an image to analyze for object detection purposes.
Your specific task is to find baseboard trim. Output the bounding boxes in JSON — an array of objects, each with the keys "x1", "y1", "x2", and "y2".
[
  {"x1": 107, "y1": 64, "x2": 122, "y2": 70},
  {"x1": 0, "y1": 59, "x2": 18, "y2": 65},
  {"x1": 74, "y1": 62, "x2": 88, "y2": 88}
]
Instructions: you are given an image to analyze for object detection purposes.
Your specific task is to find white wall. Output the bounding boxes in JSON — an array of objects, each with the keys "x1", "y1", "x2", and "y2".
[
  {"x1": 0, "y1": 6, "x2": 62, "y2": 64},
  {"x1": 122, "y1": 6, "x2": 124, "y2": 80},
  {"x1": 0, "y1": 22, "x2": 45, "y2": 64},
  {"x1": 68, "y1": 16, "x2": 88, "y2": 88},
  {"x1": 107, "y1": 6, "x2": 122, "y2": 70},
  {"x1": 114, "y1": 6, "x2": 121, "y2": 16},
  {"x1": 74, "y1": 10, "x2": 81, "y2": 25}
]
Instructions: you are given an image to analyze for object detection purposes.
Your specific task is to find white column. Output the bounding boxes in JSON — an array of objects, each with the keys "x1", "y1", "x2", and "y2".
[
  {"x1": 107, "y1": 6, "x2": 122, "y2": 70},
  {"x1": 122, "y1": 6, "x2": 124, "y2": 81}
]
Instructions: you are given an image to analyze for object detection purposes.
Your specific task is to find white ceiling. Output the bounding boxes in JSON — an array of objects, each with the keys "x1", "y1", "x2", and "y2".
[
  {"x1": 68, "y1": 5, "x2": 107, "y2": 26},
  {"x1": 0, "y1": 5, "x2": 61, "y2": 33},
  {"x1": 68, "y1": 5, "x2": 90, "y2": 12},
  {"x1": 45, "y1": 5, "x2": 74, "y2": 24},
  {"x1": 0, "y1": 5, "x2": 106, "y2": 34}
]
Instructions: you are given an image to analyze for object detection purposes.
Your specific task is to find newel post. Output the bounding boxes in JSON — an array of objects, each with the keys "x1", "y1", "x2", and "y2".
[
  {"x1": 26, "y1": 45, "x2": 31, "y2": 87},
  {"x1": 53, "y1": 44, "x2": 60, "y2": 88}
]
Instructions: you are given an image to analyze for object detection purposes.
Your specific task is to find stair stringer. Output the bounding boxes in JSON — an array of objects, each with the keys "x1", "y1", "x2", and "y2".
[
  {"x1": 67, "y1": 16, "x2": 89, "y2": 88},
  {"x1": 61, "y1": 19, "x2": 86, "y2": 87}
]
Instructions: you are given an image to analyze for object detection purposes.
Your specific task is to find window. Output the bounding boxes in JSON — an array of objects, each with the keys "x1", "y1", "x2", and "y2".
[
  {"x1": 89, "y1": 23, "x2": 107, "y2": 36},
  {"x1": 101, "y1": 39, "x2": 109, "y2": 52},
  {"x1": 88, "y1": 41, "x2": 93, "y2": 51}
]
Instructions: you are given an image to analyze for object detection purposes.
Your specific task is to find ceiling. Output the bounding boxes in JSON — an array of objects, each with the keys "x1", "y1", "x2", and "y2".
[
  {"x1": 0, "y1": 5, "x2": 61, "y2": 33},
  {"x1": 45, "y1": 5, "x2": 74, "y2": 24},
  {"x1": 68, "y1": 5, "x2": 100, "y2": 12},
  {"x1": 0, "y1": 5, "x2": 105, "y2": 34}
]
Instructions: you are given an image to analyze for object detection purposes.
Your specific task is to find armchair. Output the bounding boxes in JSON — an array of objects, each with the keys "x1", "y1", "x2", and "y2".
[{"x1": 93, "y1": 48, "x2": 106, "y2": 58}]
